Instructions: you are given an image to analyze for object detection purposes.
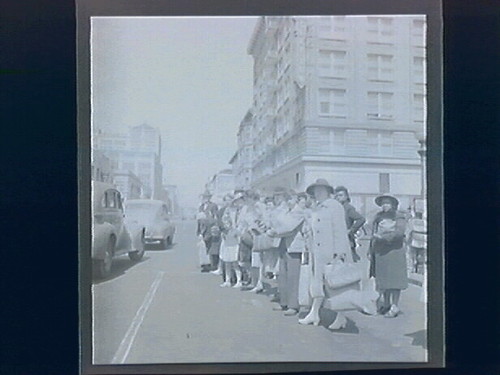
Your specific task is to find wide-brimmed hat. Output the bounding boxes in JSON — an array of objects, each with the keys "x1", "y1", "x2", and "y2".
[
  {"x1": 202, "y1": 190, "x2": 212, "y2": 198},
  {"x1": 375, "y1": 194, "x2": 399, "y2": 208},
  {"x1": 306, "y1": 179, "x2": 334, "y2": 196}
]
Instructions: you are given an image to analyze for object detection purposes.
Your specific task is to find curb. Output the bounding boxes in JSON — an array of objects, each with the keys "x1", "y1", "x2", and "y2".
[{"x1": 408, "y1": 273, "x2": 424, "y2": 287}]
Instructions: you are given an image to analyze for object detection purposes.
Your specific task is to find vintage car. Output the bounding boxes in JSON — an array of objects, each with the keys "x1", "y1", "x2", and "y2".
[
  {"x1": 124, "y1": 199, "x2": 176, "y2": 249},
  {"x1": 92, "y1": 181, "x2": 145, "y2": 279}
]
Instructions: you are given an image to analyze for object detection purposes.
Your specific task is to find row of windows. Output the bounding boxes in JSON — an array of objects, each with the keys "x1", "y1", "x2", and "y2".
[
  {"x1": 317, "y1": 17, "x2": 425, "y2": 40},
  {"x1": 317, "y1": 88, "x2": 425, "y2": 120},
  {"x1": 317, "y1": 49, "x2": 424, "y2": 82}
]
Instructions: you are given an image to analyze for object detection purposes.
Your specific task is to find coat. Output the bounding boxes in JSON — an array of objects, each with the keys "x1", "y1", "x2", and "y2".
[
  {"x1": 309, "y1": 198, "x2": 351, "y2": 298},
  {"x1": 369, "y1": 210, "x2": 408, "y2": 291}
]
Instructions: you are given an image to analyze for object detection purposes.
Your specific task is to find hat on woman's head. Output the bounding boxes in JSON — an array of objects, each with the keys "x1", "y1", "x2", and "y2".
[
  {"x1": 202, "y1": 190, "x2": 212, "y2": 198},
  {"x1": 306, "y1": 179, "x2": 334, "y2": 196},
  {"x1": 375, "y1": 194, "x2": 399, "y2": 208}
]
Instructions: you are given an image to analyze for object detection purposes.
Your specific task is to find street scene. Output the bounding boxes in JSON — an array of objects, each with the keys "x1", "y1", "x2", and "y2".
[{"x1": 90, "y1": 16, "x2": 429, "y2": 364}]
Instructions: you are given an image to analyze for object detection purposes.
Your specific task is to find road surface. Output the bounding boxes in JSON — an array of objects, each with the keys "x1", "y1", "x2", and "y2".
[{"x1": 92, "y1": 220, "x2": 427, "y2": 364}]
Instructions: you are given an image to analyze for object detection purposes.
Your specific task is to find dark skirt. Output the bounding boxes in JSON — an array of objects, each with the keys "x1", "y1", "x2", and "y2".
[
  {"x1": 374, "y1": 247, "x2": 408, "y2": 291},
  {"x1": 238, "y1": 241, "x2": 252, "y2": 263}
]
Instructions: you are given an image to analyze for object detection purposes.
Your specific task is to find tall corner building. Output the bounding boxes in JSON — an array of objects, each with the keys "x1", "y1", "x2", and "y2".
[{"x1": 246, "y1": 15, "x2": 426, "y2": 216}]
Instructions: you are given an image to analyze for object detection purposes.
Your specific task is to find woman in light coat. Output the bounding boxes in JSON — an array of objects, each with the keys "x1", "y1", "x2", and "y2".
[{"x1": 298, "y1": 179, "x2": 352, "y2": 329}]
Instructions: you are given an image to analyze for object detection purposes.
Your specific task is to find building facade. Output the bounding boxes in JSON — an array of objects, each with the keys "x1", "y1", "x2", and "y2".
[
  {"x1": 205, "y1": 169, "x2": 235, "y2": 205},
  {"x1": 93, "y1": 124, "x2": 164, "y2": 199},
  {"x1": 230, "y1": 110, "x2": 254, "y2": 190},
  {"x1": 112, "y1": 169, "x2": 143, "y2": 200},
  {"x1": 244, "y1": 16, "x2": 426, "y2": 217}
]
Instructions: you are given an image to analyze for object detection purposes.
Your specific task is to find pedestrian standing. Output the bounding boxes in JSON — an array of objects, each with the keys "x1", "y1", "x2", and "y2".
[
  {"x1": 219, "y1": 193, "x2": 244, "y2": 288},
  {"x1": 211, "y1": 193, "x2": 233, "y2": 276},
  {"x1": 369, "y1": 195, "x2": 409, "y2": 318},
  {"x1": 298, "y1": 179, "x2": 352, "y2": 330},
  {"x1": 269, "y1": 192, "x2": 309, "y2": 316},
  {"x1": 334, "y1": 186, "x2": 366, "y2": 263},
  {"x1": 204, "y1": 225, "x2": 222, "y2": 271}
]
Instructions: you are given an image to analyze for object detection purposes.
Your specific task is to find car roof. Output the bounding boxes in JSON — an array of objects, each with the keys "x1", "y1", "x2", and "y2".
[{"x1": 125, "y1": 199, "x2": 165, "y2": 207}]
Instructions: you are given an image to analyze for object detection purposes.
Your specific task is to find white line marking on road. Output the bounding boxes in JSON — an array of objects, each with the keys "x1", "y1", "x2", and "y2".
[{"x1": 111, "y1": 271, "x2": 164, "y2": 364}]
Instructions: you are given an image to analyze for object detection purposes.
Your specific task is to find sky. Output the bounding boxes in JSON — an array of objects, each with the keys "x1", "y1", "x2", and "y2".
[{"x1": 91, "y1": 16, "x2": 259, "y2": 207}]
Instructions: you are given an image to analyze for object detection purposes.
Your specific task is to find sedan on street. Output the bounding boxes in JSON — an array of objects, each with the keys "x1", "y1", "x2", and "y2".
[
  {"x1": 92, "y1": 181, "x2": 146, "y2": 279},
  {"x1": 124, "y1": 199, "x2": 176, "y2": 249}
]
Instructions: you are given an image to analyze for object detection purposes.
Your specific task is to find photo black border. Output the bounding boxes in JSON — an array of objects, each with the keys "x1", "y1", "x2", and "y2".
[{"x1": 77, "y1": 1, "x2": 444, "y2": 374}]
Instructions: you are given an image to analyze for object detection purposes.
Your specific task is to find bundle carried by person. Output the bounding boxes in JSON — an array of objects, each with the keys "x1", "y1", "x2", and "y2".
[
  {"x1": 197, "y1": 234, "x2": 210, "y2": 266},
  {"x1": 323, "y1": 256, "x2": 363, "y2": 290}
]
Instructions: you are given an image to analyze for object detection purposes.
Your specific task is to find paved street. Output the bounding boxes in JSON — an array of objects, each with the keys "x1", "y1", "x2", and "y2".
[{"x1": 92, "y1": 220, "x2": 427, "y2": 364}]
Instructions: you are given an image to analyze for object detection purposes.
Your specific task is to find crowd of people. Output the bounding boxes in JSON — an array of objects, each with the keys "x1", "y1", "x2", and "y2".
[{"x1": 196, "y1": 178, "x2": 416, "y2": 330}]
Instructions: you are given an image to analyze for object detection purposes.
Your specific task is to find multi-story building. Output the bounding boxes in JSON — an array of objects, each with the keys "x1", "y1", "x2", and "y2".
[
  {"x1": 229, "y1": 110, "x2": 254, "y2": 190},
  {"x1": 244, "y1": 16, "x2": 426, "y2": 217},
  {"x1": 205, "y1": 169, "x2": 235, "y2": 205},
  {"x1": 93, "y1": 124, "x2": 164, "y2": 199}
]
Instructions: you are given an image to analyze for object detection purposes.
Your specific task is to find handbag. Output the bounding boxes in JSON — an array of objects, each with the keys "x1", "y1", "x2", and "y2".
[
  {"x1": 252, "y1": 233, "x2": 280, "y2": 252},
  {"x1": 324, "y1": 259, "x2": 362, "y2": 290}
]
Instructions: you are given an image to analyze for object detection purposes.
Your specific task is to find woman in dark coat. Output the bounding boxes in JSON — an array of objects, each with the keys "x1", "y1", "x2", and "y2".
[{"x1": 369, "y1": 195, "x2": 408, "y2": 318}]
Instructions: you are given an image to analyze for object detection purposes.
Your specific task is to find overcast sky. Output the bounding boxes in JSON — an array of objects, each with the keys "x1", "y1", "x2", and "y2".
[{"x1": 91, "y1": 17, "x2": 259, "y2": 207}]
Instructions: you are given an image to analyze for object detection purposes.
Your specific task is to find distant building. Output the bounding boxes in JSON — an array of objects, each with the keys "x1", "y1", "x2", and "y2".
[
  {"x1": 91, "y1": 149, "x2": 115, "y2": 183},
  {"x1": 112, "y1": 170, "x2": 142, "y2": 200},
  {"x1": 243, "y1": 16, "x2": 426, "y2": 216},
  {"x1": 205, "y1": 169, "x2": 235, "y2": 204},
  {"x1": 94, "y1": 124, "x2": 164, "y2": 199},
  {"x1": 163, "y1": 184, "x2": 180, "y2": 215}
]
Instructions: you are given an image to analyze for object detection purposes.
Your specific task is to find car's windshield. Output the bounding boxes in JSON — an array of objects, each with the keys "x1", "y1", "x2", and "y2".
[{"x1": 125, "y1": 203, "x2": 160, "y2": 219}]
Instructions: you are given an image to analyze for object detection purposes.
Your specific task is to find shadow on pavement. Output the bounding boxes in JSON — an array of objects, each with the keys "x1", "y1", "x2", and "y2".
[
  {"x1": 145, "y1": 242, "x2": 177, "y2": 251},
  {"x1": 92, "y1": 256, "x2": 150, "y2": 285},
  {"x1": 405, "y1": 330, "x2": 427, "y2": 349}
]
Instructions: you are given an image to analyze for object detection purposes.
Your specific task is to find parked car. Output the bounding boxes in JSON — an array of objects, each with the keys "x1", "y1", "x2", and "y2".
[
  {"x1": 124, "y1": 199, "x2": 176, "y2": 249},
  {"x1": 92, "y1": 181, "x2": 145, "y2": 279}
]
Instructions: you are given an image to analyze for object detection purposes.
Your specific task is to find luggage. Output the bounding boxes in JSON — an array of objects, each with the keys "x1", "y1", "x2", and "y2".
[
  {"x1": 324, "y1": 259, "x2": 363, "y2": 290},
  {"x1": 197, "y1": 236, "x2": 210, "y2": 266}
]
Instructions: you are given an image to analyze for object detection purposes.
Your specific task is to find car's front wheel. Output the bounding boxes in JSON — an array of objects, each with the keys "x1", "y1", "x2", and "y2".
[{"x1": 93, "y1": 237, "x2": 114, "y2": 279}]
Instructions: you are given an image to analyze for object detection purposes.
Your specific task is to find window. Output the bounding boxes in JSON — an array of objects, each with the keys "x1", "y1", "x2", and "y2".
[
  {"x1": 412, "y1": 19, "x2": 425, "y2": 37},
  {"x1": 318, "y1": 16, "x2": 346, "y2": 40},
  {"x1": 367, "y1": 54, "x2": 394, "y2": 81},
  {"x1": 367, "y1": 17, "x2": 394, "y2": 36},
  {"x1": 413, "y1": 93, "x2": 425, "y2": 121},
  {"x1": 413, "y1": 56, "x2": 425, "y2": 82},
  {"x1": 318, "y1": 88, "x2": 347, "y2": 117},
  {"x1": 367, "y1": 91, "x2": 394, "y2": 119},
  {"x1": 318, "y1": 50, "x2": 347, "y2": 78},
  {"x1": 345, "y1": 129, "x2": 369, "y2": 156},
  {"x1": 379, "y1": 173, "x2": 390, "y2": 193}
]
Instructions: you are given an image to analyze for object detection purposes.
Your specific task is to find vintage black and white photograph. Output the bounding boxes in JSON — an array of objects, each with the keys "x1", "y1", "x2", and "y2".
[{"x1": 84, "y1": 13, "x2": 439, "y2": 367}]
